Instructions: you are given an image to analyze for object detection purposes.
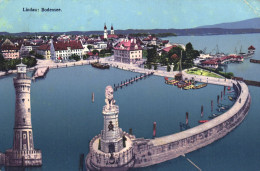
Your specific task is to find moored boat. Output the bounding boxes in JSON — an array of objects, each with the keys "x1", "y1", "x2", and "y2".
[
  {"x1": 198, "y1": 120, "x2": 209, "y2": 123},
  {"x1": 91, "y1": 62, "x2": 110, "y2": 69}
]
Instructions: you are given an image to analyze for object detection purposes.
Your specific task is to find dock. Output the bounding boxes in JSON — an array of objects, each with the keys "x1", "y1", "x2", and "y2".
[
  {"x1": 113, "y1": 72, "x2": 154, "y2": 91},
  {"x1": 33, "y1": 67, "x2": 49, "y2": 79}
]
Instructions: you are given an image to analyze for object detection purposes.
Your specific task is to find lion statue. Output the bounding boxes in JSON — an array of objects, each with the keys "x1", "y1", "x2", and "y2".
[{"x1": 105, "y1": 85, "x2": 116, "y2": 110}]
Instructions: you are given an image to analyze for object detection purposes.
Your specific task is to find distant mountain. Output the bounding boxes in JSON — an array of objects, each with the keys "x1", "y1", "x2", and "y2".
[
  {"x1": 1, "y1": 18, "x2": 260, "y2": 36},
  {"x1": 197, "y1": 18, "x2": 260, "y2": 29}
]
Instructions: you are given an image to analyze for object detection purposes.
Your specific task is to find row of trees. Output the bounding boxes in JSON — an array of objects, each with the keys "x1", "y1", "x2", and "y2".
[
  {"x1": 0, "y1": 54, "x2": 37, "y2": 71},
  {"x1": 146, "y1": 42, "x2": 200, "y2": 71}
]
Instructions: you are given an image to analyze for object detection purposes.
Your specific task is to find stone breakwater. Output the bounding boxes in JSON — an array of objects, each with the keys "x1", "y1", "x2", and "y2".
[{"x1": 133, "y1": 81, "x2": 251, "y2": 168}]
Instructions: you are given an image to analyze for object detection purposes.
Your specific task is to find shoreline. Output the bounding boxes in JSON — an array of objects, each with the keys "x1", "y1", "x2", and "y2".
[{"x1": 0, "y1": 57, "x2": 232, "y2": 87}]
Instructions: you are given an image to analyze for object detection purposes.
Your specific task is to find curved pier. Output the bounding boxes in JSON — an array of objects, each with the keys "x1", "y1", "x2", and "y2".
[{"x1": 133, "y1": 81, "x2": 251, "y2": 168}]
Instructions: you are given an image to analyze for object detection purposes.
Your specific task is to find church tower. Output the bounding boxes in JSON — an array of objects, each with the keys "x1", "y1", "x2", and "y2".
[
  {"x1": 104, "y1": 23, "x2": 108, "y2": 39},
  {"x1": 100, "y1": 86, "x2": 123, "y2": 153},
  {"x1": 111, "y1": 24, "x2": 114, "y2": 35},
  {"x1": 5, "y1": 62, "x2": 42, "y2": 167}
]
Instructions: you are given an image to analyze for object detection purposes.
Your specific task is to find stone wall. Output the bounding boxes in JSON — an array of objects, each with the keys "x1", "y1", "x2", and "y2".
[{"x1": 133, "y1": 81, "x2": 251, "y2": 168}]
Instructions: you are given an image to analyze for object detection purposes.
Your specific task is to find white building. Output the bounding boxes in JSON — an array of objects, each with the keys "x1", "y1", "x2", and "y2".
[
  {"x1": 50, "y1": 39, "x2": 83, "y2": 60},
  {"x1": 113, "y1": 38, "x2": 143, "y2": 64}
]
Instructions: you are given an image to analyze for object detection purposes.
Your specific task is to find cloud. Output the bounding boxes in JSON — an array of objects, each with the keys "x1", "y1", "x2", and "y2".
[
  {"x1": 0, "y1": 17, "x2": 13, "y2": 30},
  {"x1": 93, "y1": 9, "x2": 100, "y2": 16}
]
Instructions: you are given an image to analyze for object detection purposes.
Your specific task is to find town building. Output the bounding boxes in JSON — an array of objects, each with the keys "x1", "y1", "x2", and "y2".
[
  {"x1": 113, "y1": 38, "x2": 143, "y2": 64},
  {"x1": 37, "y1": 43, "x2": 51, "y2": 59},
  {"x1": 50, "y1": 39, "x2": 83, "y2": 61},
  {"x1": 0, "y1": 39, "x2": 20, "y2": 59}
]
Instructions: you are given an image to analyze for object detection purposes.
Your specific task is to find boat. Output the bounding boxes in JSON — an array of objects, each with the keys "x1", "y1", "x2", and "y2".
[
  {"x1": 208, "y1": 114, "x2": 220, "y2": 119},
  {"x1": 227, "y1": 86, "x2": 231, "y2": 91},
  {"x1": 183, "y1": 85, "x2": 194, "y2": 90},
  {"x1": 193, "y1": 83, "x2": 207, "y2": 89},
  {"x1": 198, "y1": 120, "x2": 209, "y2": 123},
  {"x1": 228, "y1": 96, "x2": 233, "y2": 101},
  {"x1": 91, "y1": 62, "x2": 110, "y2": 69}
]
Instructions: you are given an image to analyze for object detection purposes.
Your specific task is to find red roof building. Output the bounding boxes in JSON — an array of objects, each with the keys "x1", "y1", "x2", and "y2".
[
  {"x1": 50, "y1": 40, "x2": 83, "y2": 60},
  {"x1": 37, "y1": 44, "x2": 51, "y2": 59},
  {"x1": 1, "y1": 45, "x2": 20, "y2": 59},
  {"x1": 162, "y1": 45, "x2": 177, "y2": 53},
  {"x1": 113, "y1": 39, "x2": 143, "y2": 63}
]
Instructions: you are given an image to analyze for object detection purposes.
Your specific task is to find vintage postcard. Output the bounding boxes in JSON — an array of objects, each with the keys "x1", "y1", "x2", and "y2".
[{"x1": 0, "y1": 0, "x2": 259, "y2": 170}]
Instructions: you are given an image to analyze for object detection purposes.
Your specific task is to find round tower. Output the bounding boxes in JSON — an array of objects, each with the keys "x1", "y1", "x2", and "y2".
[
  {"x1": 5, "y1": 62, "x2": 42, "y2": 167},
  {"x1": 111, "y1": 24, "x2": 114, "y2": 35},
  {"x1": 104, "y1": 23, "x2": 108, "y2": 39}
]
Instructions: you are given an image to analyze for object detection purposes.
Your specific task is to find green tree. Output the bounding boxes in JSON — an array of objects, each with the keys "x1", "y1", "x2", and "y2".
[
  {"x1": 87, "y1": 45, "x2": 93, "y2": 50},
  {"x1": 22, "y1": 56, "x2": 37, "y2": 67},
  {"x1": 83, "y1": 55, "x2": 88, "y2": 60},
  {"x1": 92, "y1": 50, "x2": 99, "y2": 55},
  {"x1": 35, "y1": 54, "x2": 44, "y2": 59},
  {"x1": 69, "y1": 54, "x2": 80, "y2": 61},
  {"x1": 29, "y1": 50, "x2": 35, "y2": 56},
  {"x1": 154, "y1": 64, "x2": 157, "y2": 70},
  {"x1": 147, "y1": 45, "x2": 157, "y2": 63}
]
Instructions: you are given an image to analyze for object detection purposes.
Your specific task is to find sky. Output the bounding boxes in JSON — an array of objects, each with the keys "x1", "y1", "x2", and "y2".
[{"x1": 0, "y1": 0, "x2": 259, "y2": 33}]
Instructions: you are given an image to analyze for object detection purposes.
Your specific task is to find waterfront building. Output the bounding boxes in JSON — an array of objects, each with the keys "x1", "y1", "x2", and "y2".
[
  {"x1": 5, "y1": 62, "x2": 42, "y2": 166},
  {"x1": 113, "y1": 38, "x2": 143, "y2": 64},
  {"x1": 86, "y1": 86, "x2": 135, "y2": 170},
  {"x1": 201, "y1": 60, "x2": 219, "y2": 69},
  {"x1": 0, "y1": 39, "x2": 20, "y2": 59},
  {"x1": 37, "y1": 43, "x2": 51, "y2": 59},
  {"x1": 19, "y1": 43, "x2": 32, "y2": 57},
  {"x1": 50, "y1": 39, "x2": 83, "y2": 61}
]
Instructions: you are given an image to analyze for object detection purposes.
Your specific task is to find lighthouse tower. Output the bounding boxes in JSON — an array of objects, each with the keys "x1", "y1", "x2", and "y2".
[
  {"x1": 111, "y1": 24, "x2": 114, "y2": 35},
  {"x1": 101, "y1": 86, "x2": 123, "y2": 153},
  {"x1": 5, "y1": 62, "x2": 42, "y2": 167},
  {"x1": 104, "y1": 23, "x2": 108, "y2": 39}
]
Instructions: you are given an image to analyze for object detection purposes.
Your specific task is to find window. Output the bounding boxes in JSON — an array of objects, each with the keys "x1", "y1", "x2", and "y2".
[
  {"x1": 22, "y1": 99, "x2": 25, "y2": 103},
  {"x1": 28, "y1": 108, "x2": 30, "y2": 112}
]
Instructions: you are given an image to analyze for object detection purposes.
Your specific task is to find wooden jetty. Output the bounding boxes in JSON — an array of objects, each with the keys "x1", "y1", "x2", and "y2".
[
  {"x1": 113, "y1": 72, "x2": 154, "y2": 91},
  {"x1": 33, "y1": 67, "x2": 49, "y2": 79}
]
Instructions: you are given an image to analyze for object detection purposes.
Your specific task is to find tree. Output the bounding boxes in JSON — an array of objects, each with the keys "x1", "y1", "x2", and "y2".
[
  {"x1": 87, "y1": 45, "x2": 93, "y2": 50},
  {"x1": 154, "y1": 64, "x2": 157, "y2": 70},
  {"x1": 147, "y1": 45, "x2": 157, "y2": 63},
  {"x1": 69, "y1": 54, "x2": 80, "y2": 61},
  {"x1": 92, "y1": 50, "x2": 99, "y2": 55},
  {"x1": 29, "y1": 50, "x2": 35, "y2": 56},
  {"x1": 83, "y1": 55, "x2": 88, "y2": 60},
  {"x1": 22, "y1": 56, "x2": 37, "y2": 67},
  {"x1": 35, "y1": 54, "x2": 45, "y2": 59}
]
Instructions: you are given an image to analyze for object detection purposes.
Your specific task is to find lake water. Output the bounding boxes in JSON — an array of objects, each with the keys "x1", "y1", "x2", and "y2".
[{"x1": 1, "y1": 33, "x2": 260, "y2": 171}]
